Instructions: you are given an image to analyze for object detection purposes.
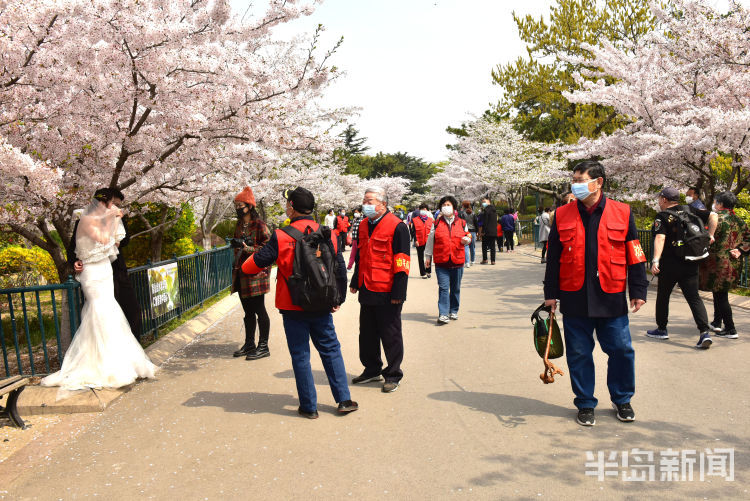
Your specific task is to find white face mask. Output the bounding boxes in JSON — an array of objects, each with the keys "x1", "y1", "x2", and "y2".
[
  {"x1": 420, "y1": 210, "x2": 429, "y2": 217},
  {"x1": 441, "y1": 206, "x2": 454, "y2": 217},
  {"x1": 685, "y1": 196, "x2": 694, "y2": 204}
]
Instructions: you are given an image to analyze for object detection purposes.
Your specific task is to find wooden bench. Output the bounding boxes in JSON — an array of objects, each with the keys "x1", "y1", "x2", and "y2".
[{"x1": 0, "y1": 376, "x2": 29, "y2": 429}]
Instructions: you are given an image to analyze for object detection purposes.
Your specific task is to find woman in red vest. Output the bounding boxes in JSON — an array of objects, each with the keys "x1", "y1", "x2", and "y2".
[
  {"x1": 410, "y1": 202, "x2": 434, "y2": 278},
  {"x1": 425, "y1": 195, "x2": 471, "y2": 324}
]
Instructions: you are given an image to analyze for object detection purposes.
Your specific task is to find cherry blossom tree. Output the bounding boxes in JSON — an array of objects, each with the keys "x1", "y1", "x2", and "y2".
[
  {"x1": 433, "y1": 117, "x2": 568, "y2": 206},
  {"x1": 564, "y1": 0, "x2": 750, "y2": 202},
  {"x1": 0, "y1": 0, "x2": 344, "y2": 280}
]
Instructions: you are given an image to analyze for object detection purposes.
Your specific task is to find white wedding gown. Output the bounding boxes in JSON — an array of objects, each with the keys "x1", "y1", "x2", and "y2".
[{"x1": 42, "y1": 214, "x2": 156, "y2": 393}]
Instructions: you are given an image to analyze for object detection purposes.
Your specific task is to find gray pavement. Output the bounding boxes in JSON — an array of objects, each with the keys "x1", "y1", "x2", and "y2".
[{"x1": 2, "y1": 246, "x2": 749, "y2": 500}]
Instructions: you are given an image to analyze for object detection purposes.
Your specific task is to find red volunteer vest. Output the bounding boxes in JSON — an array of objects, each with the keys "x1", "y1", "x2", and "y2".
[
  {"x1": 555, "y1": 199, "x2": 645, "y2": 294},
  {"x1": 274, "y1": 219, "x2": 338, "y2": 311},
  {"x1": 358, "y1": 212, "x2": 408, "y2": 292},
  {"x1": 412, "y1": 216, "x2": 433, "y2": 247},
  {"x1": 433, "y1": 216, "x2": 468, "y2": 266}
]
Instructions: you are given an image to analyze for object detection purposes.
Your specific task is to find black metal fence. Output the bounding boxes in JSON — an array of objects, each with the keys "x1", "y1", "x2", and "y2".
[{"x1": 0, "y1": 245, "x2": 233, "y2": 377}]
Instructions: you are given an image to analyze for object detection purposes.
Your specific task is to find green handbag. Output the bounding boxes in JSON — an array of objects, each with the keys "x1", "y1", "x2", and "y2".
[{"x1": 531, "y1": 303, "x2": 564, "y2": 359}]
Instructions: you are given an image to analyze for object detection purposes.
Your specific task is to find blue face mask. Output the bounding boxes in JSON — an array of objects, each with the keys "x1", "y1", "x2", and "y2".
[
  {"x1": 571, "y1": 179, "x2": 598, "y2": 201},
  {"x1": 481, "y1": 202, "x2": 489, "y2": 208},
  {"x1": 362, "y1": 204, "x2": 377, "y2": 219}
]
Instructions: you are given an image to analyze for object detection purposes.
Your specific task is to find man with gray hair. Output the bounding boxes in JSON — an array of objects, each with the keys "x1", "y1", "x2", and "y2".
[{"x1": 350, "y1": 187, "x2": 411, "y2": 393}]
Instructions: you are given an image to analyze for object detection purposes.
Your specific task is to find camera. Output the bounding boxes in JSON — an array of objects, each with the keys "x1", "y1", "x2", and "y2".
[{"x1": 230, "y1": 237, "x2": 254, "y2": 249}]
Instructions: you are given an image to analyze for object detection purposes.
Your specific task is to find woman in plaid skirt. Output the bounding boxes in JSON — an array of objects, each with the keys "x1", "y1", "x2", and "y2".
[{"x1": 232, "y1": 187, "x2": 272, "y2": 360}]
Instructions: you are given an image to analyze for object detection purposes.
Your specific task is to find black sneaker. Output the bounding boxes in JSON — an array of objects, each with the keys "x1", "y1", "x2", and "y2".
[
  {"x1": 246, "y1": 346, "x2": 270, "y2": 360},
  {"x1": 337, "y1": 400, "x2": 359, "y2": 413},
  {"x1": 716, "y1": 328, "x2": 739, "y2": 339},
  {"x1": 351, "y1": 373, "x2": 383, "y2": 384},
  {"x1": 382, "y1": 381, "x2": 400, "y2": 393},
  {"x1": 576, "y1": 408, "x2": 595, "y2": 426},
  {"x1": 298, "y1": 407, "x2": 319, "y2": 419},
  {"x1": 233, "y1": 345, "x2": 255, "y2": 357},
  {"x1": 612, "y1": 402, "x2": 635, "y2": 422}
]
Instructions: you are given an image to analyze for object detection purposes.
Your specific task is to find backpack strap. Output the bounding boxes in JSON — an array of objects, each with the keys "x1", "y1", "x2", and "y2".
[{"x1": 281, "y1": 225, "x2": 305, "y2": 241}]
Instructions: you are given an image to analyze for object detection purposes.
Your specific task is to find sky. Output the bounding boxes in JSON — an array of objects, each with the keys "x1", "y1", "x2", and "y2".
[{"x1": 230, "y1": 0, "x2": 745, "y2": 164}]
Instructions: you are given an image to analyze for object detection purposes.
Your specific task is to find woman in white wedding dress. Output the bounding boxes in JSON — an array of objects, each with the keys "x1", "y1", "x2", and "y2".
[{"x1": 42, "y1": 192, "x2": 156, "y2": 392}]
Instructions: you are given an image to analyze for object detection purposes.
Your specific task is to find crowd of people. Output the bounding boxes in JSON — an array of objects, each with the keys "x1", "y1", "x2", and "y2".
[{"x1": 42, "y1": 161, "x2": 749, "y2": 427}]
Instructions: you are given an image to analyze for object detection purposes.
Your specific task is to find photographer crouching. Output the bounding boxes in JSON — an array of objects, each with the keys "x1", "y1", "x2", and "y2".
[{"x1": 231, "y1": 187, "x2": 272, "y2": 360}]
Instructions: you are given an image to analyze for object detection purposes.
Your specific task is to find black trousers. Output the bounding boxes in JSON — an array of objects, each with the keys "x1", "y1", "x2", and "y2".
[
  {"x1": 503, "y1": 230, "x2": 515, "y2": 250},
  {"x1": 712, "y1": 291, "x2": 735, "y2": 330},
  {"x1": 416, "y1": 245, "x2": 431, "y2": 276},
  {"x1": 113, "y1": 271, "x2": 143, "y2": 340},
  {"x1": 540, "y1": 241, "x2": 548, "y2": 259},
  {"x1": 482, "y1": 236, "x2": 496, "y2": 262},
  {"x1": 239, "y1": 294, "x2": 270, "y2": 348},
  {"x1": 655, "y1": 264, "x2": 710, "y2": 332},
  {"x1": 359, "y1": 303, "x2": 404, "y2": 382}
]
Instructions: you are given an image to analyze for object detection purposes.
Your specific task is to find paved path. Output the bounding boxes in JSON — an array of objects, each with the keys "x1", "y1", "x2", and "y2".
[{"x1": 3, "y1": 247, "x2": 749, "y2": 500}]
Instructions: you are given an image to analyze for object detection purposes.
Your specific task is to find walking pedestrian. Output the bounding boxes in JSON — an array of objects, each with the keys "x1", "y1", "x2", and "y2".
[
  {"x1": 335, "y1": 209, "x2": 350, "y2": 251},
  {"x1": 460, "y1": 200, "x2": 478, "y2": 267},
  {"x1": 538, "y1": 207, "x2": 552, "y2": 263},
  {"x1": 544, "y1": 160, "x2": 648, "y2": 426},
  {"x1": 324, "y1": 209, "x2": 336, "y2": 228},
  {"x1": 411, "y1": 203, "x2": 434, "y2": 279},
  {"x1": 646, "y1": 187, "x2": 717, "y2": 349},
  {"x1": 231, "y1": 187, "x2": 272, "y2": 360},
  {"x1": 242, "y1": 187, "x2": 358, "y2": 418},
  {"x1": 686, "y1": 186, "x2": 707, "y2": 210},
  {"x1": 479, "y1": 198, "x2": 498, "y2": 264},
  {"x1": 425, "y1": 196, "x2": 471, "y2": 324},
  {"x1": 699, "y1": 191, "x2": 750, "y2": 340},
  {"x1": 347, "y1": 207, "x2": 363, "y2": 270},
  {"x1": 350, "y1": 187, "x2": 411, "y2": 393},
  {"x1": 500, "y1": 208, "x2": 516, "y2": 252}
]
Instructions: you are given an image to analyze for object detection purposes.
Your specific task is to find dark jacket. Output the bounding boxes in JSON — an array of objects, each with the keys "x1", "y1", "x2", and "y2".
[
  {"x1": 459, "y1": 211, "x2": 478, "y2": 232},
  {"x1": 500, "y1": 214, "x2": 515, "y2": 232},
  {"x1": 481, "y1": 206, "x2": 498, "y2": 237},
  {"x1": 543, "y1": 195, "x2": 649, "y2": 318}
]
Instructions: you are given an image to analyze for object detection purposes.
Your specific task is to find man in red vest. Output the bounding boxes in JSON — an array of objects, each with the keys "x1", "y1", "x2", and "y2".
[
  {"x1": 544, "y1": 161, "x2": 648, "y2": 426},
  {"x1": 335, "y1": 209, "x2": 350, "y2": 250},
  {"x1": 410, "y1": 203, "x2": 434, "y2": 279},
  {"x1": 242, "y1": 187, "x2": 358, "y2": 419},
  {"x1": 350, "y1": 187, "x2": 411, "y2": 393}
]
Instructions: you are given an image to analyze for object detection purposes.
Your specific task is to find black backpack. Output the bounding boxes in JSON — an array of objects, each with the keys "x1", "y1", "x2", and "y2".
[
  {"x1": 663, "y1": 206, "x2": 710, "y2": 261},
  {"x1": 280, "y1": 225, "x2": 340, "y2": 311}
]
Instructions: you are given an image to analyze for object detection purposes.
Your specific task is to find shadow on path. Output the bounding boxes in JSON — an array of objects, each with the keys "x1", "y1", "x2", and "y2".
[
  {"x1": 182, "y1": 391, "x2": 338, "y2": 417},
  {"x1": 428, "y1": 390, "x2": 570, "y2": 428}
]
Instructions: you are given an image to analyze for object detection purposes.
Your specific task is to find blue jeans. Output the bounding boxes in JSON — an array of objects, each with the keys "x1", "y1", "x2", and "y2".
[
  {"x1": 435, "y1": 266, "x2": 463, "y2": 316},
  {"x1": 464, "y1": 232, "x2": 476, "y2": 263},
  {"x1": 562, "y1": 315, "x2": 635, "y2": 409},
  {"x1": 282, "y1": 312, "x2": 351, "y2": 412}
]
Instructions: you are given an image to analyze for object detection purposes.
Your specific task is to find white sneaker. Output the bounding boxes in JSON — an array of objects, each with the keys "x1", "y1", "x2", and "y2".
[
  {"x1": 449, "y1": 313, "x2": 458, "y2": 320},
  {"x1": 437, "y1": 315, "x2": 449, "y2": 324}
]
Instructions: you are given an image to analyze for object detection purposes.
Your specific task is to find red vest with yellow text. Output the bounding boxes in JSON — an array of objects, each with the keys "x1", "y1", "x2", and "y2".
[
  {"x1": 412, "y1": 216, "x2": 433, "y2": 247},
  {"x1": 433, "y1": 216, "x2": 468, "y2": 266},
  {"x1": 358, "y1": 212, "x2": 409, "y2": 292},
  {"x1": 274, "y1": 219, "x2": 338, "y2": 311},
  {"x1": 555, "y1": 199, "x2": 645, "y2": 294}
]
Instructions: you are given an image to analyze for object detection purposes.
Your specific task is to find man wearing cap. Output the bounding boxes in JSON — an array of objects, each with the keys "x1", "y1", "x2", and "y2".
[
  {"x1": 350, "y1": 186, "x2": 411, "y2": 393},
  {"x1": 544, "y1": 160, "x2": 649, "y2": 426},
  {"x1": 647, "y1": 187, "x2": 717, "y2": 349},
  {"x1": 242, "y1": 187, "x2": 358, "y2": 419}
]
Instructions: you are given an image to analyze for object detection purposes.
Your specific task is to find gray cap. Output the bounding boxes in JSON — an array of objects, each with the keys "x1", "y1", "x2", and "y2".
[{"x1": 658, "y1": 187, "x2": 680, "y2": 201}]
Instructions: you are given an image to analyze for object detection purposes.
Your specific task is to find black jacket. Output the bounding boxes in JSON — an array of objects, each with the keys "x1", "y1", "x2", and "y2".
[{"x1": 481, "y1": 206, "x2": 498, "y2": 237}]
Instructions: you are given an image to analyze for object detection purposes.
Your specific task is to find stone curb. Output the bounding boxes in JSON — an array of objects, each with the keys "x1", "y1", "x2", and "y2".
[{"x1": 16, "y1": 293, "x2": 242, "y2": 416}]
